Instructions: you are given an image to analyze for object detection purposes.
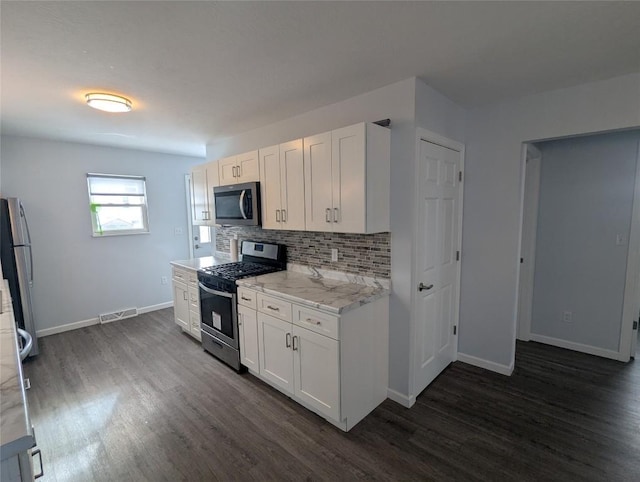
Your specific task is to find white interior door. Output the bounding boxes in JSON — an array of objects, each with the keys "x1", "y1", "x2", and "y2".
[
  {"x1": 414, "y1": 139, "x2": 462, "y2": 396},
  {"x1": 517, "y1": 150, "x2": 541, "y2": 341}
]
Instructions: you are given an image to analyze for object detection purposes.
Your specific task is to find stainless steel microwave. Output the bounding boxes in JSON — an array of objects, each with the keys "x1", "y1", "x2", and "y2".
[{"x1": 213, "y1": 181, "x2": 261, "y2": 226}]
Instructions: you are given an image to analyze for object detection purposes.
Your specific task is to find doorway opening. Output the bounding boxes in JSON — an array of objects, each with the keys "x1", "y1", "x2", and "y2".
[{"x1": 516, "y1": 130, "x2": 640, "y2": 362}]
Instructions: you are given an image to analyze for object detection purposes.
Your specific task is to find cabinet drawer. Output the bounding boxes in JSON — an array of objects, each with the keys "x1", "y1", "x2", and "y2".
[
  {"x1": 237, "y1": 287, "x2": 257, "y2": 309},
  {"x1": 257, "y1": 293, "x2": 292, "y2": 322},
  {"x1": 293, "y1": 305, "x2": 339, "y2": 340},
  {"x1": 187, "y1": 270, "x2": 199, "y2": 287},
  {"x1": 172, "y1": 267, "x2": 187, "y2": 282},
  {"x1": 188, "y1": 286, "x2": 200, "y2": 312}
]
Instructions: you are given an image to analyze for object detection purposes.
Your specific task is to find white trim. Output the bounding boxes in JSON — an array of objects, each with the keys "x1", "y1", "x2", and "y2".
[
  {"x1": 457, "y1": 353, "x2": 514, "y2": 376},
  {"x1": 620, "y1": 140, "x2": 640, "y2": 360},
  {"x1": 516, "y1": 146, "x2": 542, "y2": 342},
  {"x1": 529, "y1": 334, "x2": 622, "y2": 361},
  {"x1": 185, "y1": 174, "x2": 195, "y2": 259},
  {"x1": 139, "y1": 301, "x2": 174, "y2": 314},
  {"x1": 36, "y1": 301, "x2": 174, "y2": 337},
  {"x1": 410, "y1": 127, "x2": 465, "y2": 399},
  {"x1": 386, "y1": 388, "x2": 416, "y2": 408}
]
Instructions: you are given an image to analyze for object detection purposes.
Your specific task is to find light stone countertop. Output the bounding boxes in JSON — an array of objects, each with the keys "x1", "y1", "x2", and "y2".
[
  {"x1": 236, "y1": 270, "x2": 390, "y2": 314},
  {"x1": 0, "y1": 280, "x2": 34, "y2": 460},
  {"x1": 170, "y1": 253, "x2": 231, "y2": 271}
]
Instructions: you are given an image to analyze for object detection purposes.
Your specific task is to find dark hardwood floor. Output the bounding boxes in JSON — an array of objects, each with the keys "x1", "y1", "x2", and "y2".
[{"x1": 24, "y1": 309, "x2": 639, "y2": 481}]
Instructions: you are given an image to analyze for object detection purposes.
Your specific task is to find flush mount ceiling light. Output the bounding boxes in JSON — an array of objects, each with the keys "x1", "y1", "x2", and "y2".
[{"x1": 85, "y1": 93, "x2": 132, "y2": 113}]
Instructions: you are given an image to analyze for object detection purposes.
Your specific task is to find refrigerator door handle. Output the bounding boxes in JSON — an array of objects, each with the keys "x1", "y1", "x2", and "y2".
[
  {"x1": 20, "y1": 201, "x2": 33, "y2": 246},
  {"x1": 27, "y1": 245, "x2": 34, "y2": 284}
]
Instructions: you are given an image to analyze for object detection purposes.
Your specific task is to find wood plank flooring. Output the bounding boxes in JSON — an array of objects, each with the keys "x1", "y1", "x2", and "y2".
[{"x1": 23, "y1": 309, "x2": 639, "y2": 481}]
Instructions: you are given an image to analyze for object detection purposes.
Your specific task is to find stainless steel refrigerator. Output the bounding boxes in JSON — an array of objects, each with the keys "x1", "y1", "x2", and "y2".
[{"x1": 1, "y1": 197, "x2": 39, "y2": 356}]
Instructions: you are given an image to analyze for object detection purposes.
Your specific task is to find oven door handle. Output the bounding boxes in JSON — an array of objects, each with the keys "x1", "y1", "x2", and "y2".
[
  {"x1": 239, "y1": 190, "x2": 248, "y2": 219},
  {"x1": 198, "y1": 282, "x2": 234, "y2": 298}
]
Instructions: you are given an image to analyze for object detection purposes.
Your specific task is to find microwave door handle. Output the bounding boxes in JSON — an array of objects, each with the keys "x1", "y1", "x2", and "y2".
[{"x1": 239, "y1": 190, "x2": 248, "y2": 219}]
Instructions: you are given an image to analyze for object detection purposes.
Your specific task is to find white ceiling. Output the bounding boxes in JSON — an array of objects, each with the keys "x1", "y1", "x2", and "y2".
[{"x1": 2, "y1": 1, "x2": 639, "y2": 157}]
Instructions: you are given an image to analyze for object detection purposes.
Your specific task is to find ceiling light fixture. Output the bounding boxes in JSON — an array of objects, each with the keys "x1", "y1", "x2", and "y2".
[{"x1": 85, "y1": 93, "x2": 132, "y2": 113}]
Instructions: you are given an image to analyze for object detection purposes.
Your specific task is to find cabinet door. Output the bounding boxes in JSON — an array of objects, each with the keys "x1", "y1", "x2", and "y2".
[
  {"x1": 280, "y1": 139, "x2": 305, "y2": 231},
  {"x1": 259, "y1": 145, "x2": 282, "y2": 230},
  {"x1": 238, "y1": 306, "x2": 259, "y2": 371},
  {"x1": 258, "y1": 312, "x2": 294, "y2": 395},
  {"x1": 173, "y1": 281, "x2": 189, "y2": 330},
  {"x1": 205, "y1": 160, "x2": 220, "y2": 226},
  {"x1": 191, "y1": 166, "x2": 209, "y2": 224},
  {"x1": 331, "y1": 124, "x2": 366, "y2": 233},
  {"x1": 236, "y1": 150, "x2": 260, "y2": 182},
  {"x1": 303, "y1": 131, "x2": 333, "y2": 231},
  {"x1": 219, "y1": 155, "x2": 238, "y2": 185},
  {"x1": 293, "y1": 325, "x2": 340, "y2": 421},
  {"x1": 189, "y1": 310, "x2": 202, "y2": 341}
]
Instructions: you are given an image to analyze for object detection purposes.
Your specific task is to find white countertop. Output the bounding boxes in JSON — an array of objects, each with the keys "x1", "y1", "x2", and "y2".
[
  {"x1": 0, "y1": 280, "x2": 34, "y2": 460},
  {"x1": 236, "y1": 270, "x2": 390, "y2": 314},
  {"x1": 170, "y1": 254, "x2": 230, "y2": 271}
]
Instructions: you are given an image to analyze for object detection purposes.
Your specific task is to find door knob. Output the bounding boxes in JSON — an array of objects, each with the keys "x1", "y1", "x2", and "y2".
[{"x1": 418, "y1": 283, "x2": 434, "y2": 292}]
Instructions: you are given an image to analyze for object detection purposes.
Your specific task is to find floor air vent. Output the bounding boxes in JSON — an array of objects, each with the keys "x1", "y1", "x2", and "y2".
[{"x1": 99, "y1": 308, "x2": 138, "y2": 324}]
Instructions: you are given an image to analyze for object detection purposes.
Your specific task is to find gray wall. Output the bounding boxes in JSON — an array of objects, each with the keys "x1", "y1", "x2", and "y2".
[
  {"x1": 207, "y1": 77, "x2": 466, "y2": 398},
  {"x1": 0, "y1": 136, "x2": 203, "y2": 332},
  {"x1": 460, "y1": 72, "x2": 640, "y2": 371},
  {"x1": 531, "y1": 131, "x2": 639, "y2": 352}
]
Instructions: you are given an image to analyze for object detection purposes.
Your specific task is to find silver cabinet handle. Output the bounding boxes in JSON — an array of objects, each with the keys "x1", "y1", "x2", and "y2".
[
  {"x1": 24, "y1": 378, "x2": 31, "y2": 390},
  {"x1": 418, "y1": 283, "x2": 434, "y2": 291},
  {"x1": 32, "y1": 448, "x2": 44, "y2": 479},
  {"x1": 266, "y1": 305, "x2": 280, "y2": 311},
  {"x1": 305, "y1": 318, "x2": 321, "y2": 326},
  {"x1": 183, "y1": 291, "x2": 188, "y2": 300},
  {"x1": 286, "y1": 332, "x2": 291, "y2": 348},
  {"x1": 281, "y1": 209, "x2": 286, "y2": 222},
  {"x1": 326, "y1": 208, "x2": 331, "y2": 223},
  {"x1": 276, "y1": 209, "x2": 280, "y2": 222},
  {"x1": 241, "y1": 296, "x2": 252, "y2": 302},
  {"x1": 333, "y1": 207, "x2": 339, "y2": 223},
  {"x1": 232, "y1": 166, "x2": 237, "y2": 177},
  {"x1": 238, "y1": 313, "x2": 243, "y2": 326},
  {"x1": 292, "y1": 335, "x2": 299, "y2": 351}
]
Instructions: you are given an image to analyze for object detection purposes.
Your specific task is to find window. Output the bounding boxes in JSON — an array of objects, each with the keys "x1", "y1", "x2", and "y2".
[
  {"x1": 198, "y1": 226, "x2": 211, "y2": 244},
  {"x1": 87, "y1": 173, "x2": 149, "y2": 236}
]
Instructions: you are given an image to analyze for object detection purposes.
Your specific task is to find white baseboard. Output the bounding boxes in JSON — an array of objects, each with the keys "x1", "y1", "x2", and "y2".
[
  {"x1": 36, "y1": 317, "x2": 100, "y2": 337},
  {"x1": 456, "y1": 353, "x2": 514, "y2": 376},
  {"x1": 37, "y1": 301, "x2": 174, "y2": 337},
  {"x1": 138, "y1": 301, "x2": 173, "y2": 314},
  {"x1": 529, "y1": 333, "x2": 621, "y2": 361},
  {"x1": 387, "y1": 388, "x2": 416, "y2": 408}
]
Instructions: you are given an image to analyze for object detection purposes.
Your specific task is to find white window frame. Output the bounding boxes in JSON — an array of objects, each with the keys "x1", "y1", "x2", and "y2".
[{"x1": 87, "y1": 173, "x2": 150, "y2": 237}]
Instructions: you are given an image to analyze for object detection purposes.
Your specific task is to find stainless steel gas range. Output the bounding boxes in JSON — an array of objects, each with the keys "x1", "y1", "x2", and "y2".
[{"x1": 197, "y1": 241, "x2": 286, "y2": 371}]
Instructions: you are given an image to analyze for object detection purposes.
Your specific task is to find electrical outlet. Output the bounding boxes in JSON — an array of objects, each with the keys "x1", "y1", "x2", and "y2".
[
  {"x1": 331, "y1": 248, "x2": 338, "y2": 262},
  {"x1": 562, "y1": 311, "x2": 572, "y2": 323},
  {"x1": 161, "y1": 276, "x2": 168, "y2": 285},
  {"x1": 174, "y1": 227, "x2": 183, "y2": 236}
]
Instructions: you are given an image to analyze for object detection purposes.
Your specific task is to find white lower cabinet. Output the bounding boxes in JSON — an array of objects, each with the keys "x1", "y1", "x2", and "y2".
[
  {"x1": 173, "y1": 280, "x2": 189, "y2": 330},
  {"x1": 240, "y1": 287, "x2": 389, "y2": 431},
  {"x1": 292, "y1": 324, "x2": 340, "y2": 421},
  {"x1": 238, "y1": 305, "x2": 259, "y2": 372},
  {"x1": 172, "y1": 266, "x2": 202, "y2": 340}
]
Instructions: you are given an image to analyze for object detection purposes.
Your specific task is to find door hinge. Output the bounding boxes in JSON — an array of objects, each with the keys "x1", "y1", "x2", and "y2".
[
  {"x1": 634, "y1": 320, "x2": 638, "y2": 331},
  {"x1": 453, "y1": 326, "x2": 457, "y2": 335},
  {"x1": 458, "y1": 171, "x2": 463, "y2": 182},
  {"x1": 456, "y1": 251, "x2": 460, "y2": 261}
]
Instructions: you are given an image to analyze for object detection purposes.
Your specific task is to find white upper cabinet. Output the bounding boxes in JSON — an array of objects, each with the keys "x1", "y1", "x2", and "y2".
[
  {"x1": 304, "y1": 122, "x2": 390, "y2": 234},
  {"x1": 260, "y1": 140, "x2": 305, "y2": 231},
  {"x1": 259, "y1": 145, "x2": 282, "y2": 230},
  {"x1": 219, "y1": 150, "x2": 259, "y2": 185},
  {"x1": 191, "y1": 160, "x2": 219, "y2": 226},
  {"x1": 303, "y1": 132, "x2": 333, "y2": 232}
]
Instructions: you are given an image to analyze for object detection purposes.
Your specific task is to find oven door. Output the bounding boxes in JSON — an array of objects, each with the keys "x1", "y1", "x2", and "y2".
[
  {"x1": 198, "y1": 283, "x2": 238, "y2": 349},
  {"x1": 214, "y1": 182, "x2": 260, "y2": 226}
]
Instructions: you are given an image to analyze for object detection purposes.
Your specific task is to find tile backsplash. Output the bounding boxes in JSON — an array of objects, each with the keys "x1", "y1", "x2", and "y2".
[{"x1": 216, "y1": 226, "x2": 390, "y2": 278}]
